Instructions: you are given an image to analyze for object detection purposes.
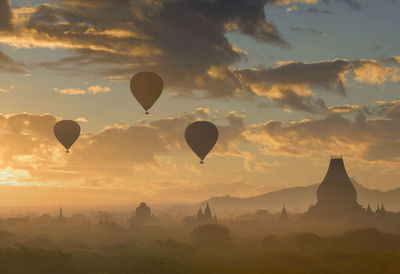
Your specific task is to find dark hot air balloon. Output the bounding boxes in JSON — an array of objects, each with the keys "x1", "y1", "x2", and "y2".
[
  {"x1": 185, "y1": 121, "x2": 218, "y2": 164},
  {"x1": 130, "y1": 72, "x2": 163, "y2": 114},
  {"x1": 54, "y1": 120, "x2": 81, "y2": 153}
]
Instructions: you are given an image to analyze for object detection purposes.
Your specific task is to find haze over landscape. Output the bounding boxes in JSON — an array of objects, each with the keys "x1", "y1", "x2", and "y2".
[
  {"x1": 1, "y1": 1, "x2": 400, "y2": 273},
  {"x1": 0, "y1": 0, "x2": 399, "y2": 210}
]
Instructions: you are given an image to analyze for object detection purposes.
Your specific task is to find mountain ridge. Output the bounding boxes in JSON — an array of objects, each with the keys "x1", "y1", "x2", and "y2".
[{"x1": 200, "y1": 182, "x2": 400, "y2": 216}]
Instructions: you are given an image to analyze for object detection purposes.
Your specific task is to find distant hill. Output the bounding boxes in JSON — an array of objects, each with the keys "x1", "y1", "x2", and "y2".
[{"x1": 200, "y1": 182, "x2": 400, "y2": 216}]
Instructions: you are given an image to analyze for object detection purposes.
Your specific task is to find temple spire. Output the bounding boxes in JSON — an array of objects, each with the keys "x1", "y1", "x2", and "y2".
[
  {"x1": 317, "y1": 156, "x2": 357, "y2": 203},
  {"x1": 204, "y1": 203, "x2": 212, "y2": 220},
  {"x1": 197, "y1": 207, "x2": 203, "y2": 218},
  {"x1": 58, "y1": 207, "x2": 64, "y2": 218},
  {"x1": 305, "y1": 156, "x2": 365, "y2": 221},
  {"x1": 366, "y1": 203, "x2": 373, "y2": 215},
  {"x1": 279, "y1": 204, "x2": 289, "y2": 222}
]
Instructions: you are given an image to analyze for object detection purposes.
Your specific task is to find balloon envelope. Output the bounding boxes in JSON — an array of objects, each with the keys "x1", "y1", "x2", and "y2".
[
  {"x1": 130, "y1": 72, "x2": 163, "y2": 114},
  {"x1": 185, "y1": 121, "x2": 218, "y2": 164},
  {"x1": 54, "y1": 120, "x2": 81, "y2": 153}
]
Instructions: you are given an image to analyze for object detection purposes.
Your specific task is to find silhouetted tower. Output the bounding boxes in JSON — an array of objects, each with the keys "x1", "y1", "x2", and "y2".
[
  {"x1": 376, "y1": 204, "x2": 381, "y2": 214},
  {"x1": 204, "y1": 203, "x2": 212, "y2": 220},
  {"x1": 279, "y1": 204, "x2": 289, "y2": 222},
  {"x1": 194, "y1": 204, "x2": 216, "y2": 224},
  {"x1": 58, "y1": 207, "x2": 64, "y2": 218},
  {"x1": 376, "y1": 202, "x2": 386, "y2": 215},
  {"x1": 381, "y1": 202, "x2": 386, "y2": 213},
  {"x1": 197, "y1": 207, "x2": 204, "y2": 218},
  {"x1": 135, "y1": 202, "x2": 151, "y2": 223},
  {"x1": 306, "y1": 156, "x2": 364, "y2": 220},
  {"x1": 366, "y1": 203, "x2": 373, "y2": 215}
]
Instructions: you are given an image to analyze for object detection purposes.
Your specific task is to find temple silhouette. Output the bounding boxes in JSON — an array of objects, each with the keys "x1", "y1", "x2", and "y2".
[
  {"x1": 58, "y1": 207, "x2": 64, "y2": 219},
  {"x1": 184, "y1": 203, "x2": 218, "y2": 225},
  {"x1": 135, "y1": 202, "x2": 152, "y2": 223},
  {"x1": 292, "y1": 155, "x2": 400, "y2": 231},
  {"x1": 279, "y1": 205, "x2": 289, "y2": 222},
  {"x1": 305, "y1": 156, "x2": 365, "y2": 221}
]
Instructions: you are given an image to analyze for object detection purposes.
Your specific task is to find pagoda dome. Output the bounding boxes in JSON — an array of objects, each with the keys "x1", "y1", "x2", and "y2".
[{"x1": 317, "y1": 156, "x2": 357, "y2": 204}]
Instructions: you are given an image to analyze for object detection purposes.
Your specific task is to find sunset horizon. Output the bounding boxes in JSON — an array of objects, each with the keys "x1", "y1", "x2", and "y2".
[
  {"x1": 1, "y1": 1, "x2": 400, "y2": 273},
  {"x1": 1, "y1": 0, "x2": 399, "y2": 209}
]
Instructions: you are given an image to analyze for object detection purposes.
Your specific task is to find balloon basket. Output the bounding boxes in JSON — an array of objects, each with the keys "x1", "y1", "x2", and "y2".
[
  {"x1": 200, "y1": 160, "x2": 204, "y2": 164},
  {"x1": 66, "y1": 150, "x2": 70, "y2": 154},
  {"x1": 145, "y1": 111, "x2": 150, "y2": 115}
]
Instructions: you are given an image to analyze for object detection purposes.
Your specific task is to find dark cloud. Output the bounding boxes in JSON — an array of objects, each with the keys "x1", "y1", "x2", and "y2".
[
  {"x1": 322, "y1": 0, "x2": 362, "y2": 10},
  {"x1": 303, "y1": 7, "x2": 332, "y2": 14},
  {"x1": 389, "y1": 56, "x2": 399, "y2": 65},
  {"x1": 0, "y1": 50, "x2": 25, "y2": 73},
  {"x1": 374, "y1": 101, "x2": 400, "y2": 120},
  {"x1": 245, "y1": 104, "x2": 400, "y2": 161},
  {"x1": 337, "y1": 0, "x2": 362, "y2": 10},
  {"x1": 236, "y1": 59, "x2": 350, "y2": 95},
  {"x1": 290, "y1": 27, "x2": 328, "y2": 37},
  {"x1": 0, "y1": 0, "x2": 13, "y2": 31},
  {"x1": 232, "y1": 58, "x2": 399, "y2": 114},
  {"x1": 12, "y1": 0, "x2": 286, "y2": 98},
  {"x1": 271, "y1": 89, "x2": 328, "y2": 114}
]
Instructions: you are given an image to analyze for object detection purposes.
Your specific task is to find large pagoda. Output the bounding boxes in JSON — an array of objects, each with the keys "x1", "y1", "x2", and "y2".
[{"x1": 305, "y1": 156, "x2": 365, "y2": 221}]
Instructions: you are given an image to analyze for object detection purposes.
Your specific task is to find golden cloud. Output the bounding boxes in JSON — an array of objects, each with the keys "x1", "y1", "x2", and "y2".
[
  {"x1": 353, "y1": 59, "x2": 400, "y2": 85},
  {"x1": 54, "y1": 85, "x2": 110, "y2": 95}
]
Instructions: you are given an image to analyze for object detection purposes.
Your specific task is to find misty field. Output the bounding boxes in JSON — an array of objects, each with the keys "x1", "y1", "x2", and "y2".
[{"x1": 0, "y1": 223, "x2": 400, "y2": 274}]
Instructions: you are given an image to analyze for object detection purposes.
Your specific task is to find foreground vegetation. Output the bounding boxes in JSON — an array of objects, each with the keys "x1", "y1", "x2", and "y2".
[{"x1": 0, "y1": 226, "x2": 400, "y2": 274}]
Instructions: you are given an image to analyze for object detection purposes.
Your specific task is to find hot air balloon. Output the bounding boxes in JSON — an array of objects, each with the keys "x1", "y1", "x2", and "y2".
[
  {"x1": 185, "y1": 121, "x2": 218, "y2": 164},
  {"x1": 130, "y1": 72, "x2": 163, "y2": 115},
  {"x1": 54, "y1": 120, "x2": 81, "y2": 153}
]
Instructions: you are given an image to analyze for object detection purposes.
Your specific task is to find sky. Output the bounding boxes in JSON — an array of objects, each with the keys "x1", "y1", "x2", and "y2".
[{"x1": 0, "y1": 0, "x2": 399, "y2": 207}]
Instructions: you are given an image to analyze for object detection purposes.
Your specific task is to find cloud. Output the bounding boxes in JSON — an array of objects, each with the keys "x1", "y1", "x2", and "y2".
[
  {"x1": 236, "y1": 59, "x2": 350, "y2": 95},
  {"x1": 290, "y1": 27, "x2": 328, "y2": 37},
  {"x1": 2, "y1": 2, "x2": 393, "y2": 107},
  {"x1": 104, "y1": 75, "x2": 128, "y2": 82},
  {"x1": 255, "y1": 85, "x2": 328, "y2": 114},
  {"x1": 2, "y1": 1, "x2": 397, "y2": 117},
  {"x1": 54, "y1": 85, "x2": 111, "y2": 95},
  {"x1": 0, "y1": 0, "x2": 13, "y2": 31},
  {"x1": 302, "y1": 7, "x2": 332, "y2": 14},
  {"x1": 274, "y1": 0, "x2": 319, "y2": 5},
  {"x1": 374, "y1": 100, "x2": 400, "y2": 120},
  {"x1": 274, "y1": 0, "x2": 361, "y2": 9},
  {"x1": 382, "y1": 55, "x2": 400, "y2": 65},
  {"x1": 0, "y1": 0, "x2": 287, "y2": 99},
  {"x1": 0, "y1": 110, "x2": 247, "y2": 188},
  {"x1": 244, "y1": 105, "x2": 400, "y2": 162},
  {"x1": 75, "y1": 117, "x2": 88, "y2": 123},
  {"x1": 87, "y1": 85, "x2": 111, "y2": 94},
  {"x1": 54, "y1": 87, "x2": 86, "y2": 95},
  {"x1": 1, "y1": 106, "x2": 400, "y2": 200},
  {"x1": 337, "y1": 0, "x2": 362, "y2": 10},
  {"x1": 0, "y1": 88, "x2": 9, "y2": 93},
  {"x1": 232, "y1": 59, "x2": 350, "y2": 113},
  {"x1": 0, "y1": 50, "x2": 25, "y2": 73},
  {"x1": 329, "y1": 104, "x2": 359, "y2": 113},
  {"x1": 232, "y1": 59, "x2": 400, "y2": 113},
  {"x1": 353, "y1": 59, "x2": 400, "y2": 85}
]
